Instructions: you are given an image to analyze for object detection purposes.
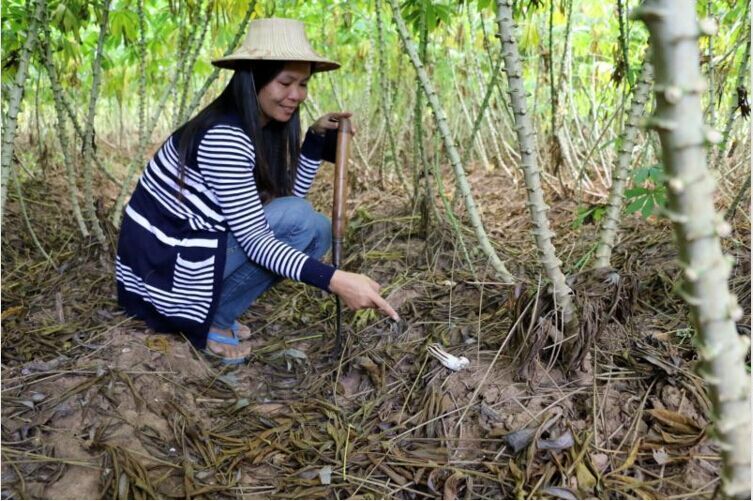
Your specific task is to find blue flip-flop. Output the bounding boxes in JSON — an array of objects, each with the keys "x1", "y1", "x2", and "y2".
[{"x1": 203, "y1": 331, "x2": 248, "y2": 365}]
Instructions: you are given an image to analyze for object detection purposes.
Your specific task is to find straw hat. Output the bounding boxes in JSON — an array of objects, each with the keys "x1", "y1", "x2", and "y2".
[{"x1": 212, "y1": 18, "x2": 340, "y2": 72}]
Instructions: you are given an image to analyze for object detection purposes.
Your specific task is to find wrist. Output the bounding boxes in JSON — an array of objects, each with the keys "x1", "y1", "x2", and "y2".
[{"x1": 329, "y1": 269, "x2": 345, "y2": 294}]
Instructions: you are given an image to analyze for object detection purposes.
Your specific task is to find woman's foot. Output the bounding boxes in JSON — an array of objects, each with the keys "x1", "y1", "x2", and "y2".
[
  {"x1": 232, "y1": 321, "x2": 253, "y2": 340},
  {"x1": 206, "y1": 326, "x2": 251, "y2": 361}
]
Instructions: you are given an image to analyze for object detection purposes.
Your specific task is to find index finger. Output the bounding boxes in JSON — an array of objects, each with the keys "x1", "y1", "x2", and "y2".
[
  {"x1": 331, "y1": 111, "x2": 353, "y2": 120},
  {"x1": 370, "y1": 292, "x2": 400, "y2": 322}
]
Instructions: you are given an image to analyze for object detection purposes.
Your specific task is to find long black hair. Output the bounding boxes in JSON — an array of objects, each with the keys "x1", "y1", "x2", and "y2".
[{"x1": 174, "y1": 61, "x2": 303, "y2": 203}]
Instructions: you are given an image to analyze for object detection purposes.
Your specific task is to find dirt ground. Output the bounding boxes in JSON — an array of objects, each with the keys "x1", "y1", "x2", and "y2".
[{"x1": 1, "y1": 159, "x2": 749, "y2": 499}]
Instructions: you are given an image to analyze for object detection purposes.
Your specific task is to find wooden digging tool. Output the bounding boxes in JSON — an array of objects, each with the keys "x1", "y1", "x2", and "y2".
[{"x1": 332, "y1": 118, "x2": 352, "y2": 357}]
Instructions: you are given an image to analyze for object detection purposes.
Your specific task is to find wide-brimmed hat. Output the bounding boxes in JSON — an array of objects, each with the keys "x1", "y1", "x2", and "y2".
[{"x1": 212, "y1": 18, "x2": 340, "y2": 73}]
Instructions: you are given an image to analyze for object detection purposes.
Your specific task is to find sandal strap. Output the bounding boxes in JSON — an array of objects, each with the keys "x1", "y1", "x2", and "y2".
[{"x1": 207, "y1": 332, "x2": 240, "y2": 346}]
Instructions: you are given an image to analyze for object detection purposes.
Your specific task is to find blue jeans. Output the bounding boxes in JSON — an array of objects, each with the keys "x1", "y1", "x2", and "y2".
[{"x1": 212, "y1": 196, "x2": 331, "y2": 329}]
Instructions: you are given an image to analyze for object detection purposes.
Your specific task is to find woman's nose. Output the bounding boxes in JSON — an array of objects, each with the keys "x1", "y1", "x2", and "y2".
[{"x1": 289, "y1": 86, "x2": 307, "y2": 102}]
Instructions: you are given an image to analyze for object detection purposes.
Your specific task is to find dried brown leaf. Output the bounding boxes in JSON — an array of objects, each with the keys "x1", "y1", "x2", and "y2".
[{"x1": 648, "y1": 408, "x2": 702, "y2": 434}]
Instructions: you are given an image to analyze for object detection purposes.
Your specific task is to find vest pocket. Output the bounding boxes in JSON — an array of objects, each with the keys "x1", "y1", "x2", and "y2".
[{"x1": 173, "y1": 254, "x2": 215, "y2": 298}]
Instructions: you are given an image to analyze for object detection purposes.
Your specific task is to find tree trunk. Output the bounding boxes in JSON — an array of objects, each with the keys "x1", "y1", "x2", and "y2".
[
  {"x1": 594, "y1": 58, "x2": 654, "y2": 268},
  {"x1": 1, "y1": 0, "x2": 44, "y2": 223},
  {"x1": 633, "y1": 2, "x2": 751, "y2": 497},
  {"x1": 388, "y1": 0, "x2": 514, "y2": 283},
  {"x1": 495, "y1": 0, "x2": 578, "y2": 336}
]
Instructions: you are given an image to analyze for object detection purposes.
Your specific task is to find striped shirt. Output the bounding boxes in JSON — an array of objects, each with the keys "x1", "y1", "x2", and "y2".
[{"x1": 116, "y1": 113, "x2": 335, "y2": 348}]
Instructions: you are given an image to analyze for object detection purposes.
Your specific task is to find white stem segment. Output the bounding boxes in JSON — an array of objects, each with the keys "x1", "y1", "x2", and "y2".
[
  {"x1": 594, "y1": 59, "x2": 654, "y2": 268},
  {"x1": 388, "y1": 0, "x2": 514, "y2": 283},
  {"x1": 1, "y1": 0, "x2": 44, "y2": 223},
  {"x1": 633, "y1": 2, "x2": 751, "y2": 498},
  {"x1": 495, "y1": 0, "x2": 578, "y2": 335}
]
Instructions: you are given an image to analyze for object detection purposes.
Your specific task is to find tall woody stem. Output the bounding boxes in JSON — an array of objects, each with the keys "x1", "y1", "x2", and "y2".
[
  {"x1": 633, "y1": 2, "x2": 751, "y2": 497},
  {"x1": 495, "y1": 0, "x2": 578, "y2": 337}
]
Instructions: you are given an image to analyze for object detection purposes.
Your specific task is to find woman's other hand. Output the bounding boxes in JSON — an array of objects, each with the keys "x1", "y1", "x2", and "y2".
[
  {"x1": 310, "y1": 112, "x2": 356, "y2": 136},
  {"x1": 329, "y1": 270, "x2": 399, "y2": 321}
]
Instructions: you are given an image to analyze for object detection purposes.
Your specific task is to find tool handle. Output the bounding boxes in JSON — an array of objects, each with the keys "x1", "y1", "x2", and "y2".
[{"x1": 332, "y1": 118, "x2": 352, "y2": 268}]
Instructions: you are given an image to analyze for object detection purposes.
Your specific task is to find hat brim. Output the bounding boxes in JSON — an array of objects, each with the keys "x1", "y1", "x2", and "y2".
[{"x1": 211, "y1": 56, "x2": 340, "y2": 73}]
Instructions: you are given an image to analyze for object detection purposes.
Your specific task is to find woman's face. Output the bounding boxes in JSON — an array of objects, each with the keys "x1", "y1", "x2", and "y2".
[{"x1": 258, "y1": 61, "x2": 311, "y2": 124}]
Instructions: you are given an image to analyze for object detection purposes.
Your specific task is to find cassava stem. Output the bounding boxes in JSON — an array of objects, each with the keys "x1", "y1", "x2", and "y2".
[
  {"x1": 1, "y1": 0, "x2": 44, "y2": 223},
  {"x1": 594, "y1": 58, "x2": 654, "y2": 268},
  {"x1": 80, "y1": 0, "x2": 111, "y2": 245},
  {"x1": 495, "y1": 0, "x2": 578, "y2": 336},
  {"x1": 633, "y1": 2, "x2": 751, "y2": 497},
  {"x1": 39, "y1": 29, "x2": 88, "y2": 237}
]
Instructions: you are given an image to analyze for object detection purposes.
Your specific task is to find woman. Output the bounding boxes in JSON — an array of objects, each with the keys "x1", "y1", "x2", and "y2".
[{"x1": 116, "y1": 18, "x2": 398, "y2": 364}]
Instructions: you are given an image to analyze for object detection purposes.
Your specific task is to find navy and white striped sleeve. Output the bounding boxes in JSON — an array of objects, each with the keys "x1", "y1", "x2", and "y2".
[
  {"x1": 197, "y1": 125, "x2": 335, "y2": 291},
  {"x1": 292, "y1": 130, "x2": 328, "y2": 198}
]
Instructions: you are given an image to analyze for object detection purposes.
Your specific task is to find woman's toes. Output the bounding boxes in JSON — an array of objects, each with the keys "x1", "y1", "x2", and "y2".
[
  {"x1": 207, "y1": 339, "x2": 251, "y2": 359},
  {"x1": 207, "y1": 327, "x2": 251, "y2": 359},
  {"x1": 233, "y1": 322, "x2": 252, "y2": 340}
]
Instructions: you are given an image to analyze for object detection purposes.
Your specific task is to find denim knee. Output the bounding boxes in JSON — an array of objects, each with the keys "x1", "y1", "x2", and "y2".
[
  {"x1": 269, "y1": 197, "x2": 315, "y2": 238},
  {"x1": 309, "y1": 211, "x2": 332, "y2": 259}
]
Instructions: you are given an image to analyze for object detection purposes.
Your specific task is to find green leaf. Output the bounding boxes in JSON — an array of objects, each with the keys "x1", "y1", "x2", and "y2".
[
  {"x1": 592, "y1": 206, "x2": 606, "y2": 223},
  {"x1": 624, "y1": 186, "x2": 648, "y2": 197},
  {"x1": 640, "y1": 198, "x2": 655, "y2": 218},
  {"x1": 571, "y1": 206, "x2": 593, "y2": 229},
  {"x1": 625, "y1": 194, "x2": 649, "y2": 215},
  {"x1": 631, "y1": 163, "x2": 664, "y2": 185}
]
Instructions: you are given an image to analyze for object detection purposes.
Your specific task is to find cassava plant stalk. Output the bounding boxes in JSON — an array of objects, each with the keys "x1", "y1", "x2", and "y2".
[
  {"x1": 462, "y1": 55, "x2": 504, "y2": 168},
  {"x1": 176, "y1": 0, "x2": 212, "y2": 126},
  {"x1": 616, "y1": 0, "x2": 633, "y2": 87},
  {"x1": 11, "y1": 164, "x2": 54, "y2": 265},
  {"x1": 39, "y1": 31, "x2": 89, "y2": 237},
  {"x1": 495, "y1": 0, "x2": 578, "y2": 334},
  {"x1": 1, "y1": 0, "x2": 44, "y2": 223},
  {"x1": 466, "y1": 4, "x2": 505, "y2": 172},
  {"x1": 713, "y1": 21, "x2": 750, "y2": 170},
  {"x1": 705, "y1": 0, "x2": 716, "y2": 127},
  {"x1": 633, "y1": 2, "x2": 751, "y2": 497},
  {"x1": 44, "y1": 78, "x2": 119, "y2": 184},
  {"x1": 184, "y1": 1, "x2": 255, "y2": 120},
  {"x1": 725, "y1": 172, "x2": 750, "y2": 221},
  {"x1": 594, "y1": 58, "x2": 654, "y2": 268},
  {"x1": 453, "y1": 66, "x2": 491, "y2": 169},
  {"x1": 326, "y1": 73, "x2": 371, "y2": 172},
  {"x1": 431, "y1": 136, "x2": 476, "y2": 277},
  {"x1": 470, "y1": 53, "x2": 507, "y2": 174},
  {"x1": 550, "y1": 0, "x2": 575, "y2": 181},
  {"x1": 80, "y1": 0, "x2": 112, "y2": 245},
  {"x1": 111, "y1": 0, "x2": 148, "y2": 226},
  {"x1": 111, "y1": 15, "x2": 194, "y2": 226},
  {"x1": 389, "y1": 0, "x2": 514, "y2": 283},
  {"x1": 375, "y1": 0, "x2": 407, "y2": 191},
  {"x1": 413, "y1": 4, "x2": 436, "y2": 231}
]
